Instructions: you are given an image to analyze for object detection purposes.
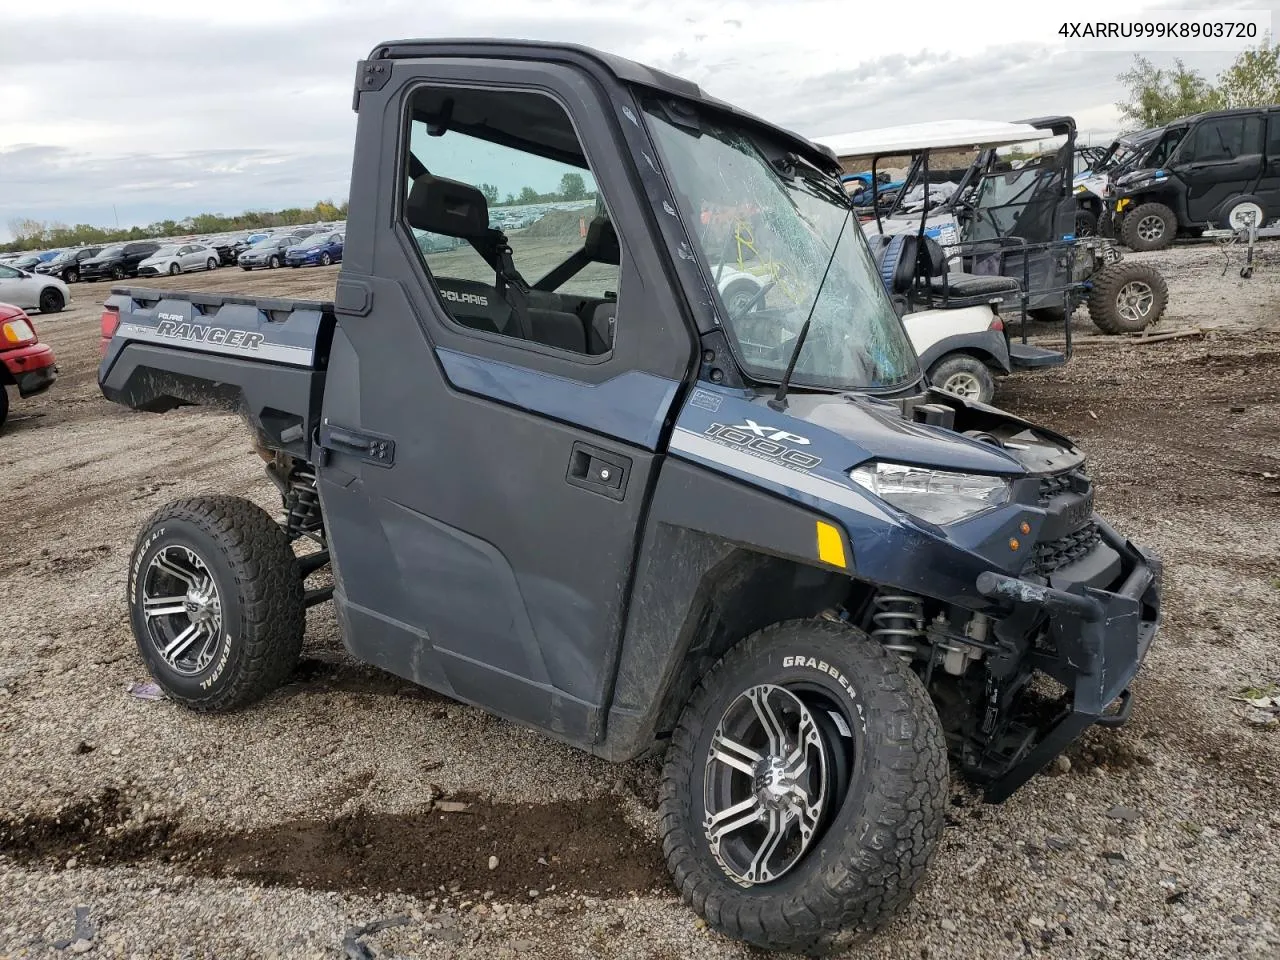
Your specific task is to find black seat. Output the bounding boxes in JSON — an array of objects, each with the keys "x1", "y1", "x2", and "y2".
[
  {"x1": 930, "y1": 274, "x2": 1021, "y2": 298},
  {"x1": 408, "y1": 173, "x2": 586, "y2": 352}
]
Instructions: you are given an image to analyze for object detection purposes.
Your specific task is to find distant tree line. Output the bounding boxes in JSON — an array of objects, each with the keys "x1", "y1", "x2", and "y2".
[
  {"x1": 478, "y1": 173, "x2": 596, "y2": 208},
  {"x1": 1116, "y1": 34, "x2": 1280, "y2": 130},
  {"x1": 2, "y1": 199, "x2": 349, "y2": 253}
]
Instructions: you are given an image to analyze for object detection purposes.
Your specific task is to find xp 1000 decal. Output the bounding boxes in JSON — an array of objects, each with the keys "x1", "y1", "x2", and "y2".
[{"x1": 702, "y1": 419, "x2": 822, "y2": 472}]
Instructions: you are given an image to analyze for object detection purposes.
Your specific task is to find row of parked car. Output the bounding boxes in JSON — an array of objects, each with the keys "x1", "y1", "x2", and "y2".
[{"x1": 0, "y1": 224, "x2": 347, "y2": 285}]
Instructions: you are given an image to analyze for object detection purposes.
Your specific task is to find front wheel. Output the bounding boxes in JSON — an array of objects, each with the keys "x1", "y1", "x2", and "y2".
[
  {"x1": 268, "y1": 255, "x2": 280, "y2": 269},
  {"x1": 168, "y1": 263, "x2": 181, "y2": 275},
  {"x1": 1087, "y1": 261, "x2": 1168, "y2": 334},
  {"x1": 128, "y1": 496, "x2": 305, "y2": 712},
  {"x1": 111, "y1": 265, "x2": 126, "y2": 280},
  {"x1": 659, "y1": 620, "x2": 947, "y2": 954},
  {"x1": 928, "y1": 354, "x2": 995, "y2": 404},
  {"x1": 66, "y1": 269, "x2": 80, "y2": 284},
  {"x1": 1120, "y1": 202, "x2": 1176, "y2": 252},
  {"x1": 1075, "y1": 209, "x2": 1098, "y2": 237},
  {"x1": 207, "y1": 258, "x2": 218, "y2": 271},
  {"x1": 320, "y1": 252, "x2": 332, "y2": 267}
]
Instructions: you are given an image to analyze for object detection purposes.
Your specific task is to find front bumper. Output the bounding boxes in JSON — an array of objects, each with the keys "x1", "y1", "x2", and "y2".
[
  {"x1": 974, "y1": 518, "x2": 1161, "y2": 801},
  {"x1": 3, "y1": 343, "x2": 59, "y2": 397}
]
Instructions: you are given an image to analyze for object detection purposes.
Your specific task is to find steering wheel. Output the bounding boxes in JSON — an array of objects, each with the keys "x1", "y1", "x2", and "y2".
[{"x1": 728, "y1": 279, "x2": 776, "y2": 321}]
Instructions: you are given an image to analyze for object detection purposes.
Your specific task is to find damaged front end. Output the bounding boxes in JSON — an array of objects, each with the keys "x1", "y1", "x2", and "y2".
[{"x1": 841, "y1": 406, "x2": 1162, "y2": 801}]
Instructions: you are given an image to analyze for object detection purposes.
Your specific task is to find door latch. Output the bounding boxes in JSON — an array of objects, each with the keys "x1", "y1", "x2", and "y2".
[
  {"x1": 566, "y1": 442, "x2": 630, "y2": 500},
  {"x1": 318, "y1": 420, "x2": 395, "y2": 468}
]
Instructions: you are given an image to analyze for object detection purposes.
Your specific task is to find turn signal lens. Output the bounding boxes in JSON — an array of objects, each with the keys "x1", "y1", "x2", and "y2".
[
  {"x1": 1009, "y1": 538, "x2": 1020, "y2": 551},
  {"x1": 1020, "y1": 521, "x2": 1031, "y2": 535},
  {"x1": 1, "y1": 318, "x2": 36, "y2": 345}
]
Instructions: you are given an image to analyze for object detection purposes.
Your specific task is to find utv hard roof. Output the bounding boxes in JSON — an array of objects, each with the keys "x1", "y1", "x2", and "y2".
[
  {"x1": 817, "y1": 118, "x2": 1072, "y2": 159},
  {"x1": 363, "y1": 38, "x2": 841, "y2": 174}
]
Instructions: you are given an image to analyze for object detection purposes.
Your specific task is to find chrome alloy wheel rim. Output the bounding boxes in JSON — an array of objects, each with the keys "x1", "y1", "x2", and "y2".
[
  {"x1": 1116, "y1": 280, "x2": 1154, "y2": 323},
  {"x1": 702, "y1": 684, "x2": 835, "y2": 886},
  {"x1": 141, "y1": 545, "x2": 223, "y2": 676}
]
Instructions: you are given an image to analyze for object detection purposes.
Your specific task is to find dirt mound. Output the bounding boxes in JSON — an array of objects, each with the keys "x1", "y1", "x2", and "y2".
[{"x1": 521, "y1": 208, "x2": 587, "y2": 240}]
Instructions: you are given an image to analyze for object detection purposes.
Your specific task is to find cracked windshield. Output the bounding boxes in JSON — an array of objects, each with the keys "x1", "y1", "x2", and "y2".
[{"x1": 645, "y1": 104, "x2": 917, "y2": 391}]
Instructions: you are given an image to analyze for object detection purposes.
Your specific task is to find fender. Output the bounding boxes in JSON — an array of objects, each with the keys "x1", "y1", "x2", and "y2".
[{"x1": 912, "y1": 326, "x2": 1011, "y2": 375}]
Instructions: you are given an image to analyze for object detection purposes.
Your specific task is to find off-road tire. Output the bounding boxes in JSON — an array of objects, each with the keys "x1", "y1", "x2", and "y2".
[
  {"x1": 1075, "y1": 209, "x2": 1098, "y2": 237},
  {"x1": 128, "y1": 495, "x2": 305, "y2": 712},
  {"x1": 928, "y1": 353, "x2": 995, "y2": 404},
  {"x1": 1087, "y1": 261, "x2": 1168, "y2": 334},
  {"x1": 659, "y1": 620, "x2": 948, "y2": 955},
  {"x1": 1121, "y1": 202, "x2": 1176, "y2": 252}
]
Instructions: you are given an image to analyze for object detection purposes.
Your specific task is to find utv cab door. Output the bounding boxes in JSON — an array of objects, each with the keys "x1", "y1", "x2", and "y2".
[
  {"x1": 1172, "y1": 113, "x2": 1266, "y2": 224},
  {"x1": 316, "y1": 56, "x2": 693, "y2": 746}
]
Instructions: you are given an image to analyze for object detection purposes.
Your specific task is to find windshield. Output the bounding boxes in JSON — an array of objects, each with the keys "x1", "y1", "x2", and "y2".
[
  {"x1": 249, "y1": 239, "x2": 279, "y2": 250},
  {"x1": 300, "y1": 234, "x2": 333, "y2": 249},
  {"x1": 97, "y1": 246, "x2": 124, "y2": 258},
  {"x1": 13, "y1": 255, "x2": 40, "y2": 267},
  {"x1": 152, "y1": 246, "x2": 180, "y2": 257},
  {"x1": 644, "y1": 104, "x2": 918, "y2": 392}
]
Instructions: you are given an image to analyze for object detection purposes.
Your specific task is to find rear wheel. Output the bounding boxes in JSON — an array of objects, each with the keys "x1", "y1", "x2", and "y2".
[
  {"x1": 1121, "y1": 202, "x2": 1176, "y2": 252},
  {"x1": 38, "y1": 287, "x2": 65, "y2": 313},
  {"x1": 128, "y1": 496, "x2": 305, "y2": 712},
  {"x1": 928, "y1": 354, "x2": 995, "y2": 404},
  {"x1": 1087, "y1": 261, "x2": 1168, "y2": 333},
  {"x1": 1075, "y1": 209, "x2": 1098, "y2": 237},
  {"x1": 659, "y1": 620, "x2": 947, "y2": 954}
]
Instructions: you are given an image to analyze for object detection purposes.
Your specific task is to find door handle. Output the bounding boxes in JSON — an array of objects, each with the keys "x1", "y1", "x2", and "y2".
[{"x1": 566, "y1": 441, "x2": 630, "y2": 500}]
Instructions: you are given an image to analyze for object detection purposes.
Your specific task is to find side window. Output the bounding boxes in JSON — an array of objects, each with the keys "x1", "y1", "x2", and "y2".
[
  {"x1": 0, "y1": 264, "x2": 19, "y2": 279},
  {"x1": 1269, "y1": 117, "x2": 1280, "y2": 157},
  {"x1": 400, "y1": 85, "x2": 621, "y2": 357},
  {"x1": 1180, "y1": 117, "x2": 1262, "y2": 163}
]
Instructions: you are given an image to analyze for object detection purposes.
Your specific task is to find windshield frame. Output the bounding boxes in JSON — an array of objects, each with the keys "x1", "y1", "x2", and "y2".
[{"x1": 640, "y1": 99, "x2": 922, "y2": 396}]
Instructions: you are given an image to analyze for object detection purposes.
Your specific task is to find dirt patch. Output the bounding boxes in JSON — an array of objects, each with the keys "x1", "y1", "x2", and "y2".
[{"x1": 0, "y1": 787, "x2": 664, "y2": 900}]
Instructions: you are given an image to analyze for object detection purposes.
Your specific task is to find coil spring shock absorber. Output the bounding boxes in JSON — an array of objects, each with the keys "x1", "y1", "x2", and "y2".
[
  {"x1": 871, "y1": 593, "x2": 926, "y2": 659},
  {"x1": 283, "y1": 463, "x2": 323, "y2": 541}
]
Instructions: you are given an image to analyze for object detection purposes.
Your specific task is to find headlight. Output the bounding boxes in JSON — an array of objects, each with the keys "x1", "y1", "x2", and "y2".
[
  {"x1": 1073, "y1": 184, "x2": 1088, "y2": 194},
  {"x1": 849, "y1": 462, "x2": 1011, "y2": 525}
]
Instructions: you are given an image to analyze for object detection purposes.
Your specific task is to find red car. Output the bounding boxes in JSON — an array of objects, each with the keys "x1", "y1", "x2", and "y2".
[{"x1": 0, "y1": 302, "x2": 58, "y2": 431}]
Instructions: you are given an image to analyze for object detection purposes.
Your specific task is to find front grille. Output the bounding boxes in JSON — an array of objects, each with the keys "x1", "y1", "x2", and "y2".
[
  {"x1": 1038, "y1": 467, "x2": 1089, "y2": 503},
  {"x1": 137, "y1": 267, "x2": 158, "y2": 275},
  {"x1": 1024, "y1": 521, "x2": 1102, "y2": 577}
]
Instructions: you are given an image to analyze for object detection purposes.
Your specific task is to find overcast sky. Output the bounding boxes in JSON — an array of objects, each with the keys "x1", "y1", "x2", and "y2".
[{"x1": 0, "y1": 0, "x2": 1269, "y2": 240}]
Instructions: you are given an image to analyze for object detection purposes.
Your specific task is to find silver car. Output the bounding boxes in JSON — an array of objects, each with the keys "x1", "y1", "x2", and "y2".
[
  {"x1": 0, "y1": 262, "x2": 71, "y2": 313},
  {"x1": 136, "y1": 244, "x2": 221, "y2": 277}
]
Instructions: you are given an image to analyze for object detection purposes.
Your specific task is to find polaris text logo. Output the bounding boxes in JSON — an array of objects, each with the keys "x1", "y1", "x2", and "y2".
[
  {"x1": 442, "y1": 290, "x2": 489, "y2": 307},
  {"x1": 704, "y1": 421, "x2": 821, "y2": 471},
  {"x1": 155, "y1": 319, "x2": 265, "y2": 350}
]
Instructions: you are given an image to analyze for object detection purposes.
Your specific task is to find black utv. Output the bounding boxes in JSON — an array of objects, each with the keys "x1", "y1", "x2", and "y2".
[
  {"x1": 97, "y1": 39, "x2": 1161, "y2": 955},
  {"x1": 1113, "y1": 105, "x2": 1280, "y2": 251}
]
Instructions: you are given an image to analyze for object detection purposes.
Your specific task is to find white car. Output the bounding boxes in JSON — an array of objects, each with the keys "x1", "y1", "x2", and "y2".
[
  {"x1": 136, "y1": 244, "x2": 221, "y2": 277},
  {"x1": 0, "y1": 262, "x2": 71, "y2": 313}
]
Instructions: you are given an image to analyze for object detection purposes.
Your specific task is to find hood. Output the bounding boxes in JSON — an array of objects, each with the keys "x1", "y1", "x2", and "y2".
[
  {"x1": 1115, "y1": 167, "x2": 1167, "y2": 190},
  {"x1": 783, "y1": 391, "x2": 1083, "y2": 477},
  {"x1": 138, "y1": 254, "x2": 172, "y2": 267}
]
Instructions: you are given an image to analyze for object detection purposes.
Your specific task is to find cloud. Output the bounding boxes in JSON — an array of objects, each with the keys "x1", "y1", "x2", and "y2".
[{"x1": 0, "y1": 0, "x2": 1257, "y2": 239}]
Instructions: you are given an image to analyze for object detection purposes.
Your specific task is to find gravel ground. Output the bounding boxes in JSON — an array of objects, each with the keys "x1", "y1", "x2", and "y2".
[{"x1": 1, "y1": 241, "x2": 1278, "y2": 959}]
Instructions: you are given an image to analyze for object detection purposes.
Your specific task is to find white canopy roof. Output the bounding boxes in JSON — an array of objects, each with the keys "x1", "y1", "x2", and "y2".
[{"x1": 816, "y1": 119, "x2": 1050, "y2": 159}]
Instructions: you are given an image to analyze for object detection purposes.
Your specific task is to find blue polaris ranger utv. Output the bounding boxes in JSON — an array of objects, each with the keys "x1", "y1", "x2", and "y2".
[{"x1": 98, "y1": 39, "x2": 1161, "y2": 955}]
